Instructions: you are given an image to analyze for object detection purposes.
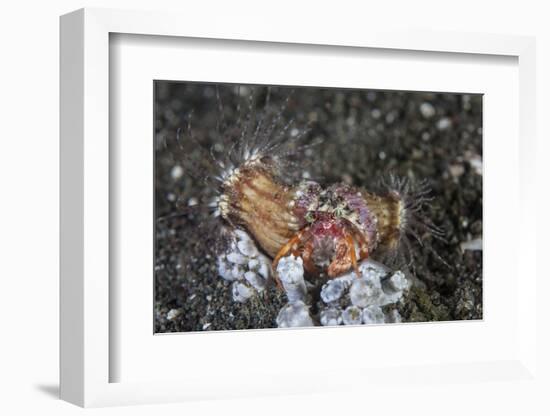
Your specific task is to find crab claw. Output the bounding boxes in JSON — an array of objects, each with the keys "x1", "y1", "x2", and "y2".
[{"x1": 327, "y1": 234, "x2": 361, "y2": 278}]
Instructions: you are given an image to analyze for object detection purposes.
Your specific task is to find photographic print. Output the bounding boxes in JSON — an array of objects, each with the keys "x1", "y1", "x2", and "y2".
[{"x1": 154, "y1": 82, "x2": 482, "y2": 332}]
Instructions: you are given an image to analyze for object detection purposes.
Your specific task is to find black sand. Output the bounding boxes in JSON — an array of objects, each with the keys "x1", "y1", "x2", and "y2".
[{"x1": 154, "y1": 83, "x2": 482, "y2": 332}]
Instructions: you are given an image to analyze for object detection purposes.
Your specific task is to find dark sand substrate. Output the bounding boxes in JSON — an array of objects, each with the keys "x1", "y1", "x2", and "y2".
[{"x1": 154, "y1": 84, "x2": 482, "y2": 332}]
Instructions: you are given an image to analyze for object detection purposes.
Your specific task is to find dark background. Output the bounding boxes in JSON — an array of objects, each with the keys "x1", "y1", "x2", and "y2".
[{"x1": 154, "y1": 82, "x2": 483, "y2": 332}]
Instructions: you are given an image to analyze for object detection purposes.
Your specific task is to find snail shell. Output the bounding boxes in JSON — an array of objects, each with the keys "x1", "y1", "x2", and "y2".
[{"x1": 218, "y1": 156, "x2": 405, "y2": 264}]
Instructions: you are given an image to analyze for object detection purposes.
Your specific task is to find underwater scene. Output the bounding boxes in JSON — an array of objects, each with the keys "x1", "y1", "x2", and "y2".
[{"x1": 154, "y1": 82, "x2": 482, "y2": 332}]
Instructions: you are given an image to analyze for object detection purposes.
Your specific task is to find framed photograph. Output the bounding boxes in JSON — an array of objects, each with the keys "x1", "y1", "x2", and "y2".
[{"x1": 60, "y1": 7, "x2": 538, "y2": 408}]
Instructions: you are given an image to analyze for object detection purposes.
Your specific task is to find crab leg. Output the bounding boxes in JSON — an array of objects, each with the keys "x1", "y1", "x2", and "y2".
[
  {"x1": 327, "y1": 237, "x2": 353, "y2": 278},
  {"x1": 344, "y1": 233, "x2": 361, "y2": 278},
  {"x1": 341, "y1": 217, "x2": 370, "y2": 261},
  {"x1": 272, "y1": 228, "x2": 309, "y2": 288}
]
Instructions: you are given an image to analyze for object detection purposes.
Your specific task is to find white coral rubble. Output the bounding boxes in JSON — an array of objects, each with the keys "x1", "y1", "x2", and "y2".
[
  {"x1": 276, "y1": 301, "x2": 314, "y2": 328},
  {"x1": 277, "y1": 257, "x2": 409, "y2": 327},
  {"x1": 276, "y1": 255, "x2": 308, "y2": 303},
  {"x1": 217, "y1": 229, "x2": 272, "y2": 303},
  {"x1": 319, "y1": 307, "x2": 342, "y2": 326},
  {"x1": 320, "y1": 277, "x2": 351, "y2": 304},
  {"x1": 217, "y1": 230, "x2": 408, "y2": 327}
]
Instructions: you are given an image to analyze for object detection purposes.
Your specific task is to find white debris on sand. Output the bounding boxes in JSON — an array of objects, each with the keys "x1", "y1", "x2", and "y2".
[
  {"x1": 218, "y1": 230, "x2": 410, "y2": 326},
  {"x1": 216, "y1": 229, "x2": 272, "y2": 302},
  {"x1": 361, "y1": 306, "x2": 386, "y2": 325},
  {"x1": 437, "y1": 117, "x2": 451, "y2": 130},
  {"x1": 460, "y1": 238, "x2": 482, "y2": 252},
  {"x1": 342, "y1": 305, "x2": 363, "y2": 325},
  {"x1": 276, "y1": 258, "x2": 409, "y2": 327},
  {"x1": 244, "y1": 270, "x2": 266, "y2": 291},
  {"x1": 320, "y1": 307, "x2": 343, "y2": 326},
  {"x1": 166, "y1": 308, "x2": 182, "y2": 321},
  {"x1": 448, "y1": 163, "x2": 465, "y2": 179},
  {"x1": 419, "y1": 102, "x2": 436, "y2": 119},
  {"x1": 231, "y1": 281, "x2": 254, "y2": 303},
  {"x1": 170, "y1": 165, "x2": 184, "y2": 180},
  {"x1": 320, "y1": 276, "x2": 352, "y2": 304},
  {"x1": 468, "y1": 155, "x2": 483, "y2": 175},
  {"x1": 276, "y1": 256, "x2": 308, "y2": 304},
  {"x1": 237, "y1": 239, "x2": 259, "y2": 258},
  {"x1": 276, "y1": 301, "x2": 314, "y2": 328}
]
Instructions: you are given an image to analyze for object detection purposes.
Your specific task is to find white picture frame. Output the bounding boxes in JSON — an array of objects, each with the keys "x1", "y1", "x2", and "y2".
[{"x1": 60, "y1": 7, "x2": 538, "y2": 408}]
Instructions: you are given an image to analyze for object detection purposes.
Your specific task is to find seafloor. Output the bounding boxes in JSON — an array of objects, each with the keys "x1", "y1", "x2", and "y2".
[{"x1": 154, "y1": 83, "x2": 482, "y2": 332}]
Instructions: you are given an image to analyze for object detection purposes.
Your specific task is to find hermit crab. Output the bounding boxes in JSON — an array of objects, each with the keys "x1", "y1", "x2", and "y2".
[{"x1": 163, "y1": 86, "x2": 446, "y2": 287}]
